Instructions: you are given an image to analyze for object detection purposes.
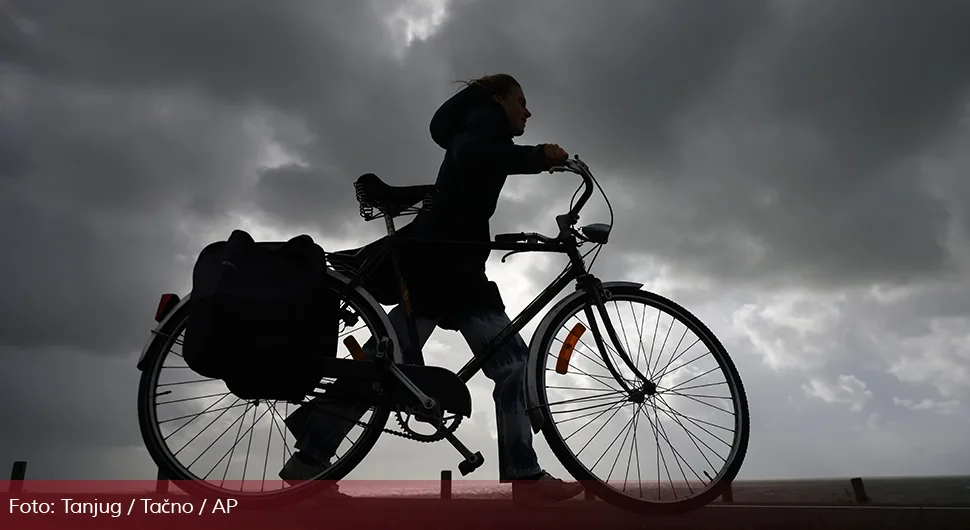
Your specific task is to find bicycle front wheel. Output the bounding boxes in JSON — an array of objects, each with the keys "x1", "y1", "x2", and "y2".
[{"x1": 533, "y1": 285, "x2": 749, "y2": 515}]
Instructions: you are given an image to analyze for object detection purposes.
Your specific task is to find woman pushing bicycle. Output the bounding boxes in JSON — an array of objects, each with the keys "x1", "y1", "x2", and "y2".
[{"x1": 280, "y1": 74, "x2": 585, "y2": 506}]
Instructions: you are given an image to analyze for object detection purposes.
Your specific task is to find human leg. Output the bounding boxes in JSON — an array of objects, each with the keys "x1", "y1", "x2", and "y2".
[
  {"x1": 456, "y1": 310, "x2": 584, "y2": 504},
  {"x1": 280, "y1": 304, "x2": 439, "y2": 480},
  {"x1": 456, "y1": 310, "x2": 541, "y2": 481}
]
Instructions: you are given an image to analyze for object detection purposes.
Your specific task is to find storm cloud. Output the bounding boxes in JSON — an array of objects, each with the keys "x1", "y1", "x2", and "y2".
[{"x1": 1, "y1": 0, "x2": 969, "y2": 483}]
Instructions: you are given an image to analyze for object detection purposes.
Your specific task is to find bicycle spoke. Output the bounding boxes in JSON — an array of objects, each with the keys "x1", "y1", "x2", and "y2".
[
  {"x1": 650, "y1": 316, "x2": 676, "y2": 381},
  {"x1": 561, "y1": 398, "x2": 629, "y2": 443},
  {"x1": 546, "y1": 385, "x2": 617, "y2": 392},
  {"x1": 600, "y1": 402, "x2": 641, "y2": 481},
  {"x1": 655, "y1": 395, "x2": 733, "y2": 451},
  {"x1": 631, "y1": 301, "x2": 649, "y2": 378},
  {"x1": 653, "y1": 340, "x2": 703, "y2": 383},
  {"x1": 539, "y1": 289, "x2": 746, "y2": 510},
  {"x1": 653, "y1": 401, "x2": 735, "y2": 434},
  {"x1": 187, "y1": 404, "x2": 251, "y2": 469},
  {"x1": 563, "y1": 313, "x2": 635, "y2": 384},
  {"x1": 160, "y1": 401, "x2": 246, "y2": 428},
  {"x1": 620, "y1": 402, "x2": 643, "y2": 494},
  {"x1": 220, "y1": 402, "x2": 251, "y2": 486},
  {"x1": 260, "y1": 403, "x2": 275, "y2": 491},
  {"x1": 653, "y1": 397, "x2": 724, "y2": 473},
  {"x1": 557, "y1": 324, "x2": 612, "y2": 374},
  {"x1": 662, "y1": 388, "x2": 735, "y2": 416},
  {"x1": 576, "y1": 400, "x2": 629, "y2": 457},
  {"x1": 201, "y1": 405, "x2": 274, "y2": 481},
  {"x1": 553, "y1": 394, "x2": 630, "y2": 418},
  {"x1": 545, "y1": 388, "x2": 629, "y2": 409},
  {"x1": 659, "y1": 365, "x2": 722, "y2": 395},
  {"x1": 142, "y1": 285, "x2": 394, "y2": 498},
  {"x1": 612, "y1": 300, "x2": 635, "y2": 372},
  {"x1": 167, "y1": 399, "x2": 243, "y2": 450},
  {"x1": 158, "y1": 377, "x2": 217, "y2": 387},
  {"x1": 661, "y1": 380, "x2": 728, "y2": 394},
  {"x1": 241, "y1": 402, "x2": 259, "y2": 484},
  {"x1": 647, "y1": 308, "x2": 661, "y2": 377},
  {"x1": 158, "y1": 391, "x2": 231, "y2": 406},
  {"x1": 556, "y1": 397, "x2": 629, "y2": 427},
  {"x1": 650, "y1": 403, "x2": 698, "y2": 496},
  {"x1": 545, "y1": 367, "x2": 620, "y2": 393}
]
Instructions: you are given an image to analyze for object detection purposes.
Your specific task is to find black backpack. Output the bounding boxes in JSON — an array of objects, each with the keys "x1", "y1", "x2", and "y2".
[{"x1": 182, "y1": 229, "x2": 339, "y2": 403}]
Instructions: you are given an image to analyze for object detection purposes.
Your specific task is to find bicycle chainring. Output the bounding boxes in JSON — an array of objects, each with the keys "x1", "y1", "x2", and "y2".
[{"x1": 393, "y1": 406, "x2": 463, "y2": 443}]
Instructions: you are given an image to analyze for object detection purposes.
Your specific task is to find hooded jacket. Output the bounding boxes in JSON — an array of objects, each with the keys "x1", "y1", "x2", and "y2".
[{"x1": 402, "y1": 83, "x2": 550, "y2": 325}]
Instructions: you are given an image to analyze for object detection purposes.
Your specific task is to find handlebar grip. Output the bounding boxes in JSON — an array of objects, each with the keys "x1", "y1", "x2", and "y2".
[{"x1": 495, "y1": 232, "x2": 527, "y2": 243}]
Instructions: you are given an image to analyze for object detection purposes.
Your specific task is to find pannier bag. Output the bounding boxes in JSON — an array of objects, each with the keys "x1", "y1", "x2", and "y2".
[{"x1": 182, "y1": 229, "x2": 339, "y2": 403}]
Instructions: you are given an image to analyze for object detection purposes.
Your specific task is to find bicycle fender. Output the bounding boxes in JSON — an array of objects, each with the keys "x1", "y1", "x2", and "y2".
[
  {"x1": 135, "y1": 268, "x2": 403, "y2": 371},
  {"x1": 522, "y1": 281, "x2": 644, "y2": 434},
  {"x1": 324, "y1": 268, "x2": 405, "y2": 365}
]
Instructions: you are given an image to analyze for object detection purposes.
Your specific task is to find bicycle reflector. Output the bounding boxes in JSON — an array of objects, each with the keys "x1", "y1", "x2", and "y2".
[
  {"x1": 343, "y1": 336, "x2": 366, "y2": 361},
  {"x1": 344, "y1": 335, "x2": 381, "y2": 391},
  {"x1": 154, "y1": 293, "x2": 181, "y2": 322},
  {"x1": 556, "y1": 323, "x2": 586, "y2": 374}
]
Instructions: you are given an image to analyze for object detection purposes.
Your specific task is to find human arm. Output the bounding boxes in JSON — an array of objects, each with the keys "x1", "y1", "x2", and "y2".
[{"x1": 450, "y1": 106, "x2": 563, "y2": 175}]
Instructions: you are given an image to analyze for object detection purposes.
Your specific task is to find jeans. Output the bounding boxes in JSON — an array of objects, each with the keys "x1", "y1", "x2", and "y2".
[{"x1": 283, "y1": 304, "x2": 543, "y2": 482}]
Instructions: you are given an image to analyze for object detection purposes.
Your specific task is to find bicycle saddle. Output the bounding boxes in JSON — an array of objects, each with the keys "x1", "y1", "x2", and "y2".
[{"x1": 354, "y1": 173, "x2": 436, "y2": 219}]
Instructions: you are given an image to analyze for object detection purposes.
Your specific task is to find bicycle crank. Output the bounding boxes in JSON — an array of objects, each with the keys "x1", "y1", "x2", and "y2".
[
  {"x1": 443, "y1": 430, "x2": 484, "y2": 476},
  {"x1": 391, "y1": 400, "x2": 483, "y2": 474}
]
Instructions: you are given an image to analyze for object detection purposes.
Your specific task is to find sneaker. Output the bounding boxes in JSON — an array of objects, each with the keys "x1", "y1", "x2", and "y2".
[
  {"x1": 511, "y1": 472, "x2": 586, "y2": 507},
  {"x1": 279, "y1": 452, "x2": 352, "y2": 500}
]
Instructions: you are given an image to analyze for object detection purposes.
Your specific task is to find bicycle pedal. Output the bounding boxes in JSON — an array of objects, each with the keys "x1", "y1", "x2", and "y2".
[{"x1": 457, "y1": 452, "x2": 484, "y2": 476}]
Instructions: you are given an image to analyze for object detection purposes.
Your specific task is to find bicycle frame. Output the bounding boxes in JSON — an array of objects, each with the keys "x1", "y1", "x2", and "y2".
[
  {"x1": 354, "y1": 229, "x2": 585, "y2": 384},
  {"x1": 339, "y1": 157, "x2": 650, "y2": 394}
]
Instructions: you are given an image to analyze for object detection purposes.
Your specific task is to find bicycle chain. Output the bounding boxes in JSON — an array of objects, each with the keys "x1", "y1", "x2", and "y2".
[{"x1": 323, "y1": 406, "x2": 462, "y2": 443}]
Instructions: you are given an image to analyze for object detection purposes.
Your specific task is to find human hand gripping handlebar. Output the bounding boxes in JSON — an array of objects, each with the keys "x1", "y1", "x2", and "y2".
[{"x1": 494, "y1": 155, "x2": 610, "y2": 247}]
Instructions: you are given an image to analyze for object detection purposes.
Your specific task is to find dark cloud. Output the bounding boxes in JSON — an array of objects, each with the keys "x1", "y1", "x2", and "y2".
[
  {"x1": 0, "y1": 69, "x2": 267, "y2": 354},
  {"x1": 1, "y1": 0, "x2": 968, "y2": 483},
  {"x1": 412, "y1": 0, "x2": 970, "y2": 290}
]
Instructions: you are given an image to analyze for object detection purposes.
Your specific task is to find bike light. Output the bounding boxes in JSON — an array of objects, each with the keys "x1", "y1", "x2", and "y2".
[
  {"x1": 556, "y1": 323, "x2": 586, "y2": 374},
  {"x1": 343, "y1": 336, "x2": 366, "y2": 361},
  {"x1": 154, "y1": 293, "x2": 180, "y2": 322}
]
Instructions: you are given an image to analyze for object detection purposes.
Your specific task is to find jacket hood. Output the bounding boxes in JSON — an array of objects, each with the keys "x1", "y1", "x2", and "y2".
[{"x1": 429, "y1": 83, "x2": 505, "y2": 149}]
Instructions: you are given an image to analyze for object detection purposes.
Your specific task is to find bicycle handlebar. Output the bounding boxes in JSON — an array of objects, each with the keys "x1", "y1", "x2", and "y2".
[
  {"x1": 494, "y1": 155, "x2": 607, "y2": 247},
  {"x1": 549, "y1": 156, "x2": 598, "y2": 240},
  {"x1": 549, "y1": 157, "x2": 595, "y2": 220}
]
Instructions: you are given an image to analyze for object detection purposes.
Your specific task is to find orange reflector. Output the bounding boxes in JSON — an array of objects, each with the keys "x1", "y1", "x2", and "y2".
[
  {"x1": 344, "y1": 336, "x2": 366, "y2": 361},
  {"x1": 556, "y1": 323, "x2": 586, "y2": 374},
  {"x1": 343, "y1": 336, "x2": 380, "y2": 392}
]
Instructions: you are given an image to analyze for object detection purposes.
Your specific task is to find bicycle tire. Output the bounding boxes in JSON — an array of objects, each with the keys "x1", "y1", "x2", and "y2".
[
  {"x1": 137, "y1": 272, "x2": 395, "y2": 508},
  {"x1": 532, "y1": 284, "x2": 750, "y2": 515}
]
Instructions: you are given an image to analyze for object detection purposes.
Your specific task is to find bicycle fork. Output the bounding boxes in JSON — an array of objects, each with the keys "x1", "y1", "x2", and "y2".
[
  {"x1": 580, "y1": 279, "x2": 656, "y2": 402},
  {"x1": 374, "y1": 337, "x2": 486, "y2": 476}
]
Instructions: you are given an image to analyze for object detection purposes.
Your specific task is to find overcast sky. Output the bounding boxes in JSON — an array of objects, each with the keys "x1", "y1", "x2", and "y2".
[{"x1": 2, "y1": 0, "x2": 969, "y2": 486}]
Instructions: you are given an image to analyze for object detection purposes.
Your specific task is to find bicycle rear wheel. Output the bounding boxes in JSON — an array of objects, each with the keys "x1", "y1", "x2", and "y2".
[
  {"x1": 136, "y1": 272, "x2": 394, "y2": 508},
  {"x1": 533, "y1": 284, "x2": 749, "y2": 515}
]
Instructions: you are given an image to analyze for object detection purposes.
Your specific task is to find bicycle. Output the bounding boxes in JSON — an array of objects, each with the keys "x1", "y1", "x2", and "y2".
[{"x1": 135, "y1": 155, "x2": 749, "y2": 515}]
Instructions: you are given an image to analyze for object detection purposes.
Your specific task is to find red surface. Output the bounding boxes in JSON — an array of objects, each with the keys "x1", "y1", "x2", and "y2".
[{"x1": 2, "y1": 481, "x2": 968, "y2": 530}]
